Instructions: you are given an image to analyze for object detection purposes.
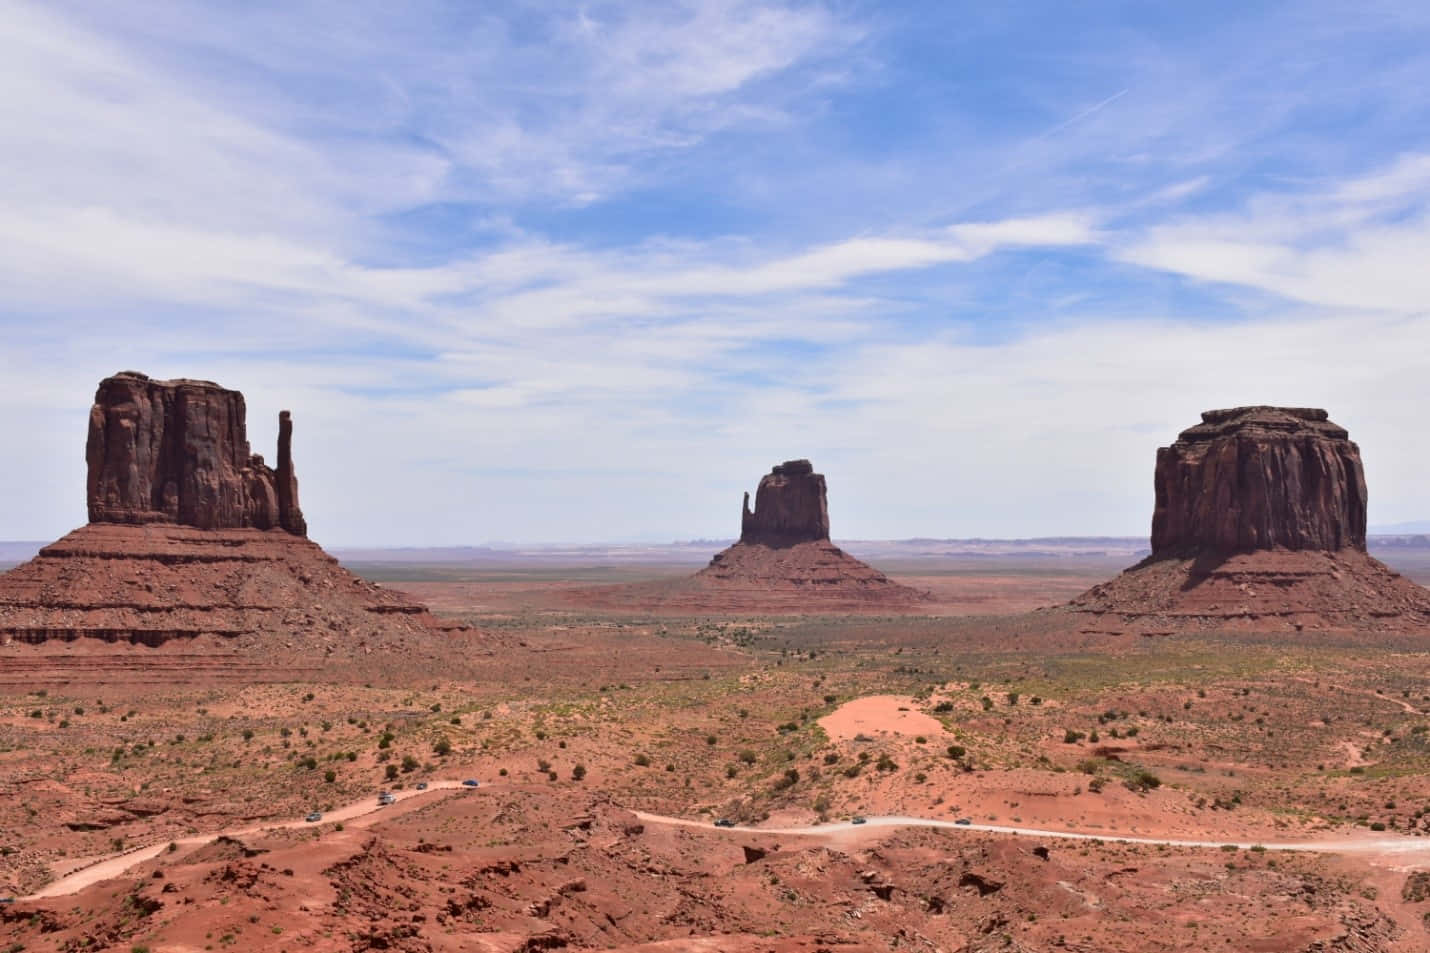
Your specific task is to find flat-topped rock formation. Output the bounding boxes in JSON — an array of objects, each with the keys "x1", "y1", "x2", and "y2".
[
  {"x1": 87, "y1": 372, "x2": 307, "y2": 534},
  {"x1": 571, "y1": 460, "x2": 924, "y2": 613},
  {"x1": 1072, "y1": 407, "x2": 1430, "y2": 634},
  {"x1": 0, "y1": 372, "x2": 467, "y2": 664},
  {"x1": 1151, "y1": 406, "x2": 1365, "y2": 555},
  {"x1": 740, "y1": 460, "x2": 830, "y2": 546}
]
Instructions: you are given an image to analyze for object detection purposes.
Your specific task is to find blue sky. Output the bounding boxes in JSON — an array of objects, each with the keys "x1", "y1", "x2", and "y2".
[{"x1": 4, "y1": 0, "x2": 1430, "y2": 545}]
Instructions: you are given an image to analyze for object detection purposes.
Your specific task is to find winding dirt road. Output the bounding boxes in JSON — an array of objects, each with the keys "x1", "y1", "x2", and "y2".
[
  {"x1": 636, "y1": 812, "x2": 1430, "y2": 860},
  {"x1": 19, "y1": 780, "x2": 1430, "y2": 901}
]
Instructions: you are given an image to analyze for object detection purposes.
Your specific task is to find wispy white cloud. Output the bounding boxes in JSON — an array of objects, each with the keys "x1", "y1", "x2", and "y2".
[
  {"x1": 1119, "y1": 155, "x2": 1430, "y2": 312},
  {"x1": 5, "y1": 0, "x2": 1430, "y2": 545}
]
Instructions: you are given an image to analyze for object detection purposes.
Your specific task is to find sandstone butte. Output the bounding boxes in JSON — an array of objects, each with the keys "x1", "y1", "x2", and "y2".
[
  {"x1": 0, "y1": 372, "x2": 465, "y2": 673},
  {"x1": 582, "y1": 459, "x2": 925, "y2": 613},
  {"x1": 1071, "y1": 406, "x2": 1430, "y2": 634}
]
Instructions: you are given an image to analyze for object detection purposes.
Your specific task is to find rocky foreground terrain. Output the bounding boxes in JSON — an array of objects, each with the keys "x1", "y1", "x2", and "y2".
[{"x1": 4, "y1": 395, "x2": 1430, "y2": 951}]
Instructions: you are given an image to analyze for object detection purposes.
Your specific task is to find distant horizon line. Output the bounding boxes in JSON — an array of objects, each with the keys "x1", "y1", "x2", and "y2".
[{"x1": 6, "y1": 528, "x2": 1429, "y2": 554}]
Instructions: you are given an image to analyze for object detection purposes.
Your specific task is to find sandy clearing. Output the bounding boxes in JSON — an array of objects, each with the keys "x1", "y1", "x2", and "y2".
[{"x1": 818, "y1": 695, "x2": 946, "y2": 742}]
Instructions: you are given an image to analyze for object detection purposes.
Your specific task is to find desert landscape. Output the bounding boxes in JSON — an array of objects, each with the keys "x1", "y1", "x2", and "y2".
[{"x1": 2, "y1": 382, "x2": 1430, "y2": 952}]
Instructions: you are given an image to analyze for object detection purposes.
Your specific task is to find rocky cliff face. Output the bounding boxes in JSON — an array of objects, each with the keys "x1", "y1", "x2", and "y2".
[
  {"x1": 85, "y1": 372, "x2": 307, "y2": 535},
  {"x1": 740, "y1": 460, "x2": 831, "y2": 547},
  {"x1": 1150, "y1": 406, "x2": 1366, "y2": 556}
]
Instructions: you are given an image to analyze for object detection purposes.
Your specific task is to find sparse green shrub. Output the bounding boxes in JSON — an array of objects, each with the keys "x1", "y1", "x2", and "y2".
[{"x1": 1125, "y1": 769, "x2": 1161, "y2": 793}]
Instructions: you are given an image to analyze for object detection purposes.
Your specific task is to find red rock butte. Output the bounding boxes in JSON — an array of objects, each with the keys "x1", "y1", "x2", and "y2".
[
  {"x1": 1073, "y1": 406, "x2": 1430, "y2": 634},
  {"x1": 740, "y1": 459, "x2": 830, "y2": 546},
  {"x1": 0, "y1": 372, "x2": 464, "y2": 677},
  {"x1": 86, "y1": 371, "x2": 308, "y2": 534},
  {"x1": 575, "y1": 460, "x2": 924, "y2": 612}
]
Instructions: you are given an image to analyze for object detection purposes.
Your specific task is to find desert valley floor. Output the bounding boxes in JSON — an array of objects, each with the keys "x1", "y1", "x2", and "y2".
[{"x1": 4, "y1": 541, "x2": 1430, "y2": 952}]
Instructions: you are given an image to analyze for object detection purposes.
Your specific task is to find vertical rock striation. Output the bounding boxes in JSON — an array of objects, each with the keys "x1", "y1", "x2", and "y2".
[
  {"x1": 1150, "y1": 406, "x2": 1366, "y2": 556},
  {"x1": 740, "y1": 460, "x2": 831, "y2": 547},
  {"x1": 85, "y1": 371, "x2": 306, "y2": 536},
  {"x1": 1071, "y1": 405, "x2": 1430, "y2": 633}
]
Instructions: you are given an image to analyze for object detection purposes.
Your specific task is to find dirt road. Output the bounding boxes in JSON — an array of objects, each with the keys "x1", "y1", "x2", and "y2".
[{"x1": 20, "y1": 780, "x2": 1430, "y2": 901}]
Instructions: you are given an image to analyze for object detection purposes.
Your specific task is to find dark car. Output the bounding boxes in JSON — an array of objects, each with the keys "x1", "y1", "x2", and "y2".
[
  {"x1": 955, "y1": 818, "x2": 972, "y2": 826},
  {"x1": 0, "y1": 898, "x2": 14, "y2": 904},
  {"x1": 461, "y1": 779, "x2": 480, "y2": 787},
  {"x1": 850, "y1": 816, "x2": 867, "y2": 825},
  {"x1": 415, "y1": 782, "x2": 428, "y2": 791},
  {"x1": 713, "y1": 818, "x2": 735, "y2": 828},
  {"x1": 305, "y1": 812, "x2": 323, "y2": 823}
]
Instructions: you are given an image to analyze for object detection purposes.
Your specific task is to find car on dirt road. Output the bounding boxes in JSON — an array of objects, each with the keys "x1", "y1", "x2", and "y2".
[
  {"x1": 851, "y1": 816, "x2": 867, "y2": 825},
  {"x1": 713, "y1": 818, "x2": 735, "y2": 828},
  {"x1": 955, "y1": 818, "x2": 972, "y2": 825},
  {"x1": 305, "y1": 812, "x2": 323, "y2": 823},
  {"x1": 462, "y1": 779, "x2": 480, "y2": 787},
  {"x1": 378, "y1": 793, "x2": 396, "y2": 806},
  {"x1": 415, "y1": 782, "x2": 428, "y2": 790}
]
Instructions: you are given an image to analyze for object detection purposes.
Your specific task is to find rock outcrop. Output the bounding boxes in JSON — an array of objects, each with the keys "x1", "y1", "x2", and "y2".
[
  {"x1": 1072, "y1": 406, "x2": 1430, "y2": 634},
  {"x1": 86, "y1": 372, "x2": 306, "y2": 534},
  {"x1": 1151, "y1": 406, "x2": 1365, "y2": 556},
  {"x1": 0, "y1": 372, "x2": 468, "y2": 662},
  {"x1": 740, "y1": 460, "x2": 830, "y2": 547},
  {"x1": 572, "y1": 459, "x2": 924, "y2": 612}
]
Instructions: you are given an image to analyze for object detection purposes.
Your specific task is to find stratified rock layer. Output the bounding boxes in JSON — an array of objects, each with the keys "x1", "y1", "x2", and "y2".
[
  {"x1": 1151, "y1": 406, "x2": 1365, "y2": 555},
  {"x1": 86, "y1": 372, "x2": 305, "y2": 534},
  {"x1": 1, "y1": 372, "x2": 466, "y2": 662},
  {"x1": 1072, "y1": 406, "x2": 1430, "y2": 633},
  {"x1": 0, "y1": 524, "x2": 447, "y2": 651},
  {"x1": 740, "y1": 460, "x2": 830, "y2": 546}
]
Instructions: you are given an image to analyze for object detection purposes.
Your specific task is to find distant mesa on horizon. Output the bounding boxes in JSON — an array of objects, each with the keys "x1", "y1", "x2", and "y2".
[{"x1": 1072, "y1": 405, "x2": 1430, "y2": 634}]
